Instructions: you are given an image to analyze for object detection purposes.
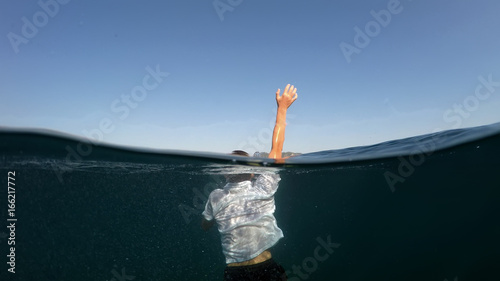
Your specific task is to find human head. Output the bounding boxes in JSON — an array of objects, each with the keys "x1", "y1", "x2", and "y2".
[
  {"x1": 225, "y1": 150, "x2": 254, "y2": 183},
  {"x1": 231, "y1": 150, "x2": 250, "y2": 157}
]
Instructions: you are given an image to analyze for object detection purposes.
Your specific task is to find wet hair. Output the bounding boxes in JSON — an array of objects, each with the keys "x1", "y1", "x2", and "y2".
[{"x1": 231, "y1": 150, "x2": 249, "y2": 157}]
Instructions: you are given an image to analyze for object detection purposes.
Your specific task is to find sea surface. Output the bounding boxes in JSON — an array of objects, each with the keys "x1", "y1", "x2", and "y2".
[{"x1": 1, "y1": 123, "x2": 500, "y2": 281}]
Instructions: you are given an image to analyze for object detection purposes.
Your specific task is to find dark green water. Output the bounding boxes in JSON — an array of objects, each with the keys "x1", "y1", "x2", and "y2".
[{"x1": 1, "y1": 123, "x2": 500, "y2": 281}]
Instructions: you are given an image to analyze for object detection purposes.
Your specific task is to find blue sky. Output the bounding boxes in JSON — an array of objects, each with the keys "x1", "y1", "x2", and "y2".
[{"x1": 1, "y1": 0, "x2": 500, "y2": 154}]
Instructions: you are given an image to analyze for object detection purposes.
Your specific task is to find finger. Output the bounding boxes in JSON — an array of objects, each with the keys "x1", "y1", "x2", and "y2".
[
  {"x1": 276, "y1": 89, "x2": 281, "y2": 99},
  {"x1": 284, "y1": 84, "x2": 290, "y2": 94},
  {"x1": 291, "y1": 87, "x2": 298, "y2": 101}
]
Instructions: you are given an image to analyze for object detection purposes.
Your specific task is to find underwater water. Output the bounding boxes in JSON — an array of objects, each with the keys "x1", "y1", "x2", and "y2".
[{"x1": 1, "y1": 123, "x2": 500, "y2": 281}]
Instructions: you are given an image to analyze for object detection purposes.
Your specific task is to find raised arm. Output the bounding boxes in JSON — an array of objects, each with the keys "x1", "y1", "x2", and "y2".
[{"x1": 268, "y1": 84, "x2": 298, "y2": 159}]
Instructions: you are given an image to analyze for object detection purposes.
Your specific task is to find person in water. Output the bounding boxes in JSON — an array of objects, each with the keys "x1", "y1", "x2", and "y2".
[{"x1": 201, "y1": 84, "x2": 298, "y2": 281}]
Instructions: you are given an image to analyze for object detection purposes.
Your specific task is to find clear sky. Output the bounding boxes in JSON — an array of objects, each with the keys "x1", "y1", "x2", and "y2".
[{"x1": 1, "y1": 0, "x2": 500, "y2": 154}]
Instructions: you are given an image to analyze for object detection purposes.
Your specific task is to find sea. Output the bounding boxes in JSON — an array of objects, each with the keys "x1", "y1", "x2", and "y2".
[{"x1": 1, "y1": 122, "x2": 499, "y2": 281}]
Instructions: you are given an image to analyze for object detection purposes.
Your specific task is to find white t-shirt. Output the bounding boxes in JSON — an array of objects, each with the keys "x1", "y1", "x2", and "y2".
[{"x1": 202, "y1": 173, "x2": 284, "y2": 264}]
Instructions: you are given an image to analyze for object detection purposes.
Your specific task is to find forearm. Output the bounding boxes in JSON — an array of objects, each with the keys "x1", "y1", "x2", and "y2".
[{"x1": 269, "y1": 107, "x2": 288, "y2": 159}]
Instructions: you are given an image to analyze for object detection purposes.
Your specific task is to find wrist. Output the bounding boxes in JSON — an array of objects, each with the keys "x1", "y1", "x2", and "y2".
[{"x1": 277, "y1": 106, "x2": 288, "y2": 113}]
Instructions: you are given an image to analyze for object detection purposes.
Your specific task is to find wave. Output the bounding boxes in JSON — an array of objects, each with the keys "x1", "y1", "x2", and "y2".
[{"x1": 1, "y1": 122, "x2": 500, "y2": 168}]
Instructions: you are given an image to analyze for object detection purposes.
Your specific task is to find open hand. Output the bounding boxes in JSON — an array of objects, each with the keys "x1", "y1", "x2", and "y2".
[{"x1": 276, "y1": 84, "x2": 298, "y2": 109}]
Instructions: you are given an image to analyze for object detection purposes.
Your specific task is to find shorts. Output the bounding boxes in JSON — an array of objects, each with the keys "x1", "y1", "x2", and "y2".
[{"x1": 223, "y1": 258, "x2": 287, "y2": 281}]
